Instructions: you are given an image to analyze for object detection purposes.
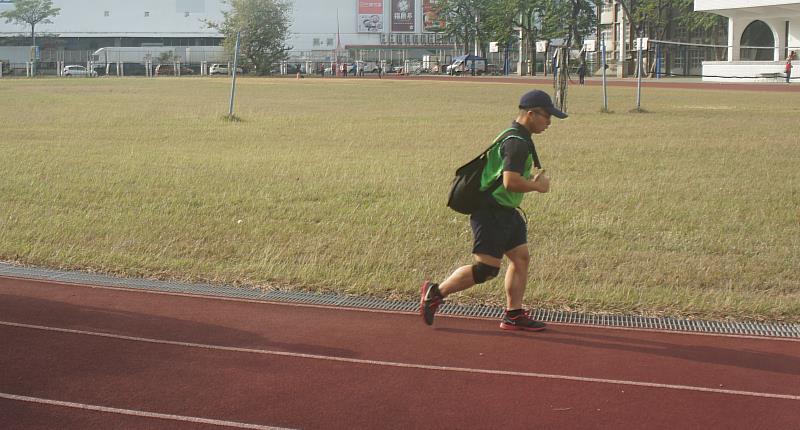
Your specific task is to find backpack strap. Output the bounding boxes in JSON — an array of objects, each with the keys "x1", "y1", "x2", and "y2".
[
  {"x1": 481, "y1": 128, "x2": 519, "y2": 194},
  {"x1": 496, "y1": 130, "x2": 542, "y2": 170},
  {"x1": 484, "y1": 128, "x2": 542, "y2": 193}
]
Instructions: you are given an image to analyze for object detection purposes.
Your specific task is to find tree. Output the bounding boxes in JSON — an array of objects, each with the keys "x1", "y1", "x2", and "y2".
[
  {"x1": 0, "y1": 0, "x2": 61, "y2": 47},
  {"x1": 616, "y1": 0, "x2": 721, "y2": 41},
  {"x1": 435, "y1": 0, "x2": 490, "y2": 55},
  {"x1": 157, "y1": 51, "x2": 176, "y2": 65},
  {"x1": 674, "y1": 0, "x2": 726, "y2": 60},
  {"x1": 206, "y1": 0, "x2": 293, "y2": 75},
  {"x1": 482, "y1": 0, "x2": 597, "y2": 75},
  {"x1": 614, "y1": 0, "x2": 727, "y2": 74},
  {"x1": 482, "y1": 0, "x2": 546, "y2": 75},
  {"x1": 562, "y1": 0, "x2": 600, "y2": 48}
]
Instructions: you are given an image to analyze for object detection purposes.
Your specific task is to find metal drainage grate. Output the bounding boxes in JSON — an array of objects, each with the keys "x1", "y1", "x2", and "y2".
[{"x1": 1, "y1": 262, "x2": 798, "y2": 339}]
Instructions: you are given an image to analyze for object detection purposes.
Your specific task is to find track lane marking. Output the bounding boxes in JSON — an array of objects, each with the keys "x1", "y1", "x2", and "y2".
[
  {"x1": 2, "y1": 275, "x2": 797, "y2": 342},
  {"x1": 0, "y1": 392, "x2": 294, "y2": 430},
  {"x1": 3, "y1": 320, "x2": 799, "y2": 402}
]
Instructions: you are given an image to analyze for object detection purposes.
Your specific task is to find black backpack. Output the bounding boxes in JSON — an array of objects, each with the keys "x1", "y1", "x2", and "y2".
[{"x1": 446, "y1": 128, "x2": 541, "y2": 214}]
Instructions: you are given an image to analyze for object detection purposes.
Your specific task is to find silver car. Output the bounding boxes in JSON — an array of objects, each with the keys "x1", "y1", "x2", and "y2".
[
  {"x1": 209, "y1": 63, "x2": 243, "y2": 75},
  {"x1": 63, "y1": 65, "x2": 97, "y2": 77}
]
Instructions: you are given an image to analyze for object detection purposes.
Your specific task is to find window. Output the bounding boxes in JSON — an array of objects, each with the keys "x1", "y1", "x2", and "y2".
[
  {"x1": 689, "y1": 48, "x2": 702, "y2": 69},
  {"x1": 740, "y1": 20, "x2": 774, "y2": 61},
  {"x1": 326, "y1": 38, "x2": 334, "y2": 46},
  {"x1": 313, "y1": 38, "x2": 321, "y2": 47},
  {"x1": 675, "y1": 25, "x2": 688, "y2": 41},
  {"x1": 674, "y1": 52, "x2": 684, "y2": 71},
  {"x1": 185, "y1": 11, "x2": 190, "y2": 17},
  {"x1": 104, "y1": 11, "x2": 110, "y2": 17},
  {"x1": 144, "y1": 11, "x2": 150, "y2": 17},
  {"x1": 601, "y1": 29, "x2": 613, "y2": 47}
]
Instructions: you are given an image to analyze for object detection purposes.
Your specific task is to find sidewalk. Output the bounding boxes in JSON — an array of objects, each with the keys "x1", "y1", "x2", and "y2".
[{"x1": 390, "y1": 73, "x2": 800, "y2": 91}]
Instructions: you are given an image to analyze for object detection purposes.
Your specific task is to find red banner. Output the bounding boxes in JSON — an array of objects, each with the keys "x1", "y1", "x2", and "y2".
[
  {"x1": 391, "y1": 0, "x2": 415, "y2": 32},
  {"x1": 359, "y1": 0, "x2": 383, "y2": 14}
]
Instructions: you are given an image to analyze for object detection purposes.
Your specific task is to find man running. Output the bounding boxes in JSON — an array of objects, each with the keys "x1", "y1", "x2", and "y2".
[{"x1": 420, "y1": 90, "x2": 567, "y2": 331}]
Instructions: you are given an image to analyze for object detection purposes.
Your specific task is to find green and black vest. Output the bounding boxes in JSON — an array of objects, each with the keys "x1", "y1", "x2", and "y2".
[{"x1": 479, "y1": 127, "x2": 541, "y2": 209}]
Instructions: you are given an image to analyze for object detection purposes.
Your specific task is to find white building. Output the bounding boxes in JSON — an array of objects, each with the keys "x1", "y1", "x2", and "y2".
[
  {"x1": 0, "y1": 0, "x2": 454, "y2": 64},
  {"x1": 695, "y1": 0, "x2": 799, "y2": 81}
]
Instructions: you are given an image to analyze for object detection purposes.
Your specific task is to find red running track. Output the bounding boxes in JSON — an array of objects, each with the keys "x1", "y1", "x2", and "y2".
[
  {"x1": 380, "y1": 74, "x2": 800, "y2": 92},
  {"x1": 1, "y1": 276, "x2": 799, "y2": 429}
]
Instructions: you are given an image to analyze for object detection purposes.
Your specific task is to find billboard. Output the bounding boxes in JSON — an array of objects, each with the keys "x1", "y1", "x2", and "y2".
[
  {"x1": 391, "y1": 0, "x2": 415, "y2": 32},
  {"x1": 358, "y1": 0, "x2": 384, "y2": 33},
  {"x1": 422, "y1": 0, "x2": 445, "y2": 32}
]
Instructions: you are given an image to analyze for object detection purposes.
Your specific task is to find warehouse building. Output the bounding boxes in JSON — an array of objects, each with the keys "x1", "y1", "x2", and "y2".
[{"x1": 0, "y1": 0, "x2": 456, "y2": 69}]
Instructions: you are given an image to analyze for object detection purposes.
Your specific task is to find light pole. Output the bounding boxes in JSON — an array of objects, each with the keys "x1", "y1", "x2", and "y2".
[{"x1": 228, "y1": 31, "x2": 241, "y2": 119}]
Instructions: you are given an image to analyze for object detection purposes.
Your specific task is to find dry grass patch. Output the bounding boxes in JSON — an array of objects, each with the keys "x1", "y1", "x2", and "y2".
[{"x1": 1, "y1": 77, "x2": 798, "y2": 321}]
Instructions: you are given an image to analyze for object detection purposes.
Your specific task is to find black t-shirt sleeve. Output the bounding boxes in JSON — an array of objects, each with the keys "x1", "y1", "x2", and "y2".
[{"x1": 501, "y1": 138, "x2": 530, "y2": 175}]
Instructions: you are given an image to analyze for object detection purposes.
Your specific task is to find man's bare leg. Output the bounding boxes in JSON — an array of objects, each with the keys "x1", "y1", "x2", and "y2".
[{"x1": 438, "y1": 254, "x2": 502, "y2": 297}]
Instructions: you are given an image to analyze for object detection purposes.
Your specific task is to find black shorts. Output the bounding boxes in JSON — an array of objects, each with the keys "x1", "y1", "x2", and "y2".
[{"x1": 470, "y1": 207, "x2": 527, "y2": 259}]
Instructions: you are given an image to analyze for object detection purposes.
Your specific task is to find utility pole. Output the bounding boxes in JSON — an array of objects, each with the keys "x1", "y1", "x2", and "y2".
[
  {"x1": 517, "y1": 13, "x2": 524, "y2": 76},
  {"x1": 228, "y1": 31, "x2": 241, "y2": 119},
  {"x1": 474, "y1": 13, "x2": 479, "y2": 56}
]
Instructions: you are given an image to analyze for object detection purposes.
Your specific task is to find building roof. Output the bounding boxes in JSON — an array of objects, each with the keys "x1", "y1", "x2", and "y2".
[
  {"x1": 0, "y1": 0, "x2": 224, "y2": 38},
  {"x1": 695, "y1": 1, "x2": 800, "y2": 18}
]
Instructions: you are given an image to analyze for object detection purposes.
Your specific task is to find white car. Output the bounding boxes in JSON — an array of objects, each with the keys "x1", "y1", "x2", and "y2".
[
  {"x1": 63, "y1": 65, "x2": 97, "y2": 77},
  {"x1": 209, "y1": 63, "x2": 243, "y2": 75},
  {"x1": 352, "y1": 61, "x2": 379, "y2": 73}
]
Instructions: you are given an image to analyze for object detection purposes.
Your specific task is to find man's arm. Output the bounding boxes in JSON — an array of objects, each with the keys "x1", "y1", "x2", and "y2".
[{"x1": 503, "y1": 170, "x2": 550, "y2": 193}]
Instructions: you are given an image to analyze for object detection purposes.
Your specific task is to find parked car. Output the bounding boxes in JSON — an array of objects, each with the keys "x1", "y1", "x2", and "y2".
[
  {"x1": 349, "y1": 61, "x2": 379, "y2": 74},
  {"x1": 269, "y1": 63, "x2": 301, "y2": 75},
  {"x1": 209, "y1": 63, "x2": 243, "y2": 75},
  {"x1": 154, "y1": 64, "x2": 194, "y2": 76},
  {"x1": 63, "y1": 65, "x2": 97, "y2": 77},
  {"x1": 446, "y1": 55, "x2": 487, "y2": 76}
]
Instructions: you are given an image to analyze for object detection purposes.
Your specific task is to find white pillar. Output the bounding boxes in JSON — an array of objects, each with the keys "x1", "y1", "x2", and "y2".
[
  {"x1": 518, "y1": 25, "x2": 524, "y2": 76},
  {"x1": 618, "y1": 12, "x2": 626, "y2": 77},
  {"x1": 474, "y1": 14, "x2": 480, "y2": 56},
  {"x1": 773, "y1": 18, "x2": 786, "y2": 61},
  {"x1": 728, "y1": 18, "x2": 739, "y2": 62}
]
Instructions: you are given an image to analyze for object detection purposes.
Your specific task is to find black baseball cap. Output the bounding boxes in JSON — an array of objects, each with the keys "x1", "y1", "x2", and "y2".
[{"x1": 518, "y1": 90, "x2": 568, "y2": 119}]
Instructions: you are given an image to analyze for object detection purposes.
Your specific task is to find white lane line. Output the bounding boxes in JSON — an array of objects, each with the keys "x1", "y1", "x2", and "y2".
[
  {"x1": 0, "y1": 392, "x2": 294, "y2": 430},
  {"x1": 3, "y1": 320, "x2": 799, "y2": 402},
  {"x1": 3, "y1": 275, "x2": 797, "y2": 343}
]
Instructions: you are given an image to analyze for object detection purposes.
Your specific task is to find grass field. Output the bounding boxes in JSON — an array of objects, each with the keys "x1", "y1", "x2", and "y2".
[{"x1": 1, "y1": 76, "x2": 799, "y2": 322}]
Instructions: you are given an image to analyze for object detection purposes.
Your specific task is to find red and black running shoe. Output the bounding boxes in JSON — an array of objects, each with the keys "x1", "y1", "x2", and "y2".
[
  {"x1": 500, "y1": 310, "x2": 546, "y2": 332},
  {"x1": 419, "y1": 281, "x2": 443, "y2": 326}
]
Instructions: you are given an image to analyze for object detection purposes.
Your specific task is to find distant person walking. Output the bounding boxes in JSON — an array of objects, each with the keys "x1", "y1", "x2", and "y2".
[
  {"x1": 420, "y1": 90, "x2": 568, "y2": 331},
  {"x1": 577, "y1": 62, "x2": 586, "y2": 85},
  {"x1": 786, "y1": 58, "x2": 792, "y2": 84}
]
